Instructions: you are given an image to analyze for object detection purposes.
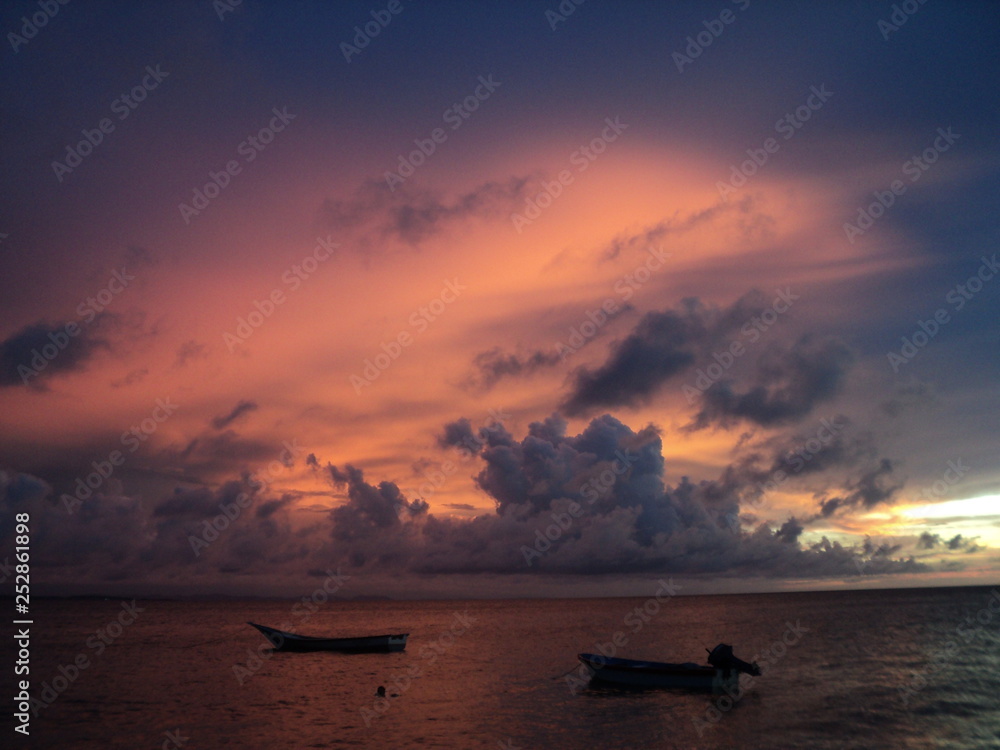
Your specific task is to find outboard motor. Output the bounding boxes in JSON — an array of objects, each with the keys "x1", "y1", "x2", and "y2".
[{"x1": 706, "y1": 643, "x2": 761, "y2": 676}]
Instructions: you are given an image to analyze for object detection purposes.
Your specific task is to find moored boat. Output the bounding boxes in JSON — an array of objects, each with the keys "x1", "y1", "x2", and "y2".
[
  {"x1": 578, "y1": 643, "x2": 760, "y2": 690},
  {"x1": 248, "y1": 622, "x2": 408, "y2": 653}
]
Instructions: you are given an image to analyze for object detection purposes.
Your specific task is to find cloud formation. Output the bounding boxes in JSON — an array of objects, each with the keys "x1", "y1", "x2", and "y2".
[
  {"x1": 211, "y1": 400, "x2": 259, "y2": 430},
  {"x1": 690, "y1": 335, "x2": 854, "y2": 429},
  {"x1": 466, "y1": 347, "x2": 565, "y2": 391},
  {"x1": 0, "y1": 321, "x2": 107, "y2": 389},
  {"x1": 321, "y1": 177, "x2": 530, "y2": 246},
  {"x1": 0, "y1": 411, "x2": 935, "y2": 590},
  {"x1": 560, "y1": 292, "x2": 768, "y2": 416}
]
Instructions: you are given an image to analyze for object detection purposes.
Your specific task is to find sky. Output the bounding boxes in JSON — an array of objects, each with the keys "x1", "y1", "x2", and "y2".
[{"x1": 1, "y1": 0, "x2": 998, "y2": 599}]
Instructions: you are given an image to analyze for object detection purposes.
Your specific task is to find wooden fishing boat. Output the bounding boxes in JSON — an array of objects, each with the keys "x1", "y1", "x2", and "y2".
[
  {"x1": 248, "y1": 622, "x2": 408, "y2": 653},
  {"x1": 578, "y1": 643, "x2": 760, "y2": 690}
]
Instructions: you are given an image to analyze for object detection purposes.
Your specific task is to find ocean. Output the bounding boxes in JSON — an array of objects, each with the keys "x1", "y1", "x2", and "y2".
[{"x1": 10, "y1": 585, "x2": 1000, "y2": 749}]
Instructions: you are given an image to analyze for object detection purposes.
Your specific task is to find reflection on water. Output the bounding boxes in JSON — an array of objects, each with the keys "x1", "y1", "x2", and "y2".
[{"x1": 22, "y1": 586, "x2": 1000, "y2": 749}]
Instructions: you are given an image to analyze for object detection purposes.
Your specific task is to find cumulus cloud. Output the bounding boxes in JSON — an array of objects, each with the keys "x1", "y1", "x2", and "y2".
[
  {"x1": 325, "y1": 463, "x2": 429, "y2": 534},
  {"x1": 423, "y1": 412, "x2": 923, "y2": 577},
  {"x1": 918, "y1": 531, "x2": 940, "y2": 549},
  {"x1": 920, "y1": 532, "x2": 981, "y2": 553},
  {"x1": 0, "y1": 413, "x2": 940, "y2": 590}
]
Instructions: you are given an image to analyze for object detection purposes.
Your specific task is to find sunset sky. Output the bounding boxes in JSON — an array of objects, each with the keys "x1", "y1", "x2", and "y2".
[{"x1": 2, "y1": 0, "x2": 998, "y2": 599}]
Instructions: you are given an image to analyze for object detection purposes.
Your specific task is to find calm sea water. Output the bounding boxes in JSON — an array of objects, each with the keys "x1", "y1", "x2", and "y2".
[{"x1": 8, "y1": 586, "x2": 1000, "y2": 749}]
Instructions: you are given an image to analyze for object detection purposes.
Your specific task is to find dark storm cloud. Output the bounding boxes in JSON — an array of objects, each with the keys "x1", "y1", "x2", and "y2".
[
  {"x1": 256, "y1": 494, "x2": 296, "y2": 519},
  {"x1": 958, "y1": 537, "x2": 982, "y2": 554},
  {"x1": 153, "y1": 429, "x2": 288, "y2": 486},
  {"x1": 0, "y1": 470, "x2": 146, "y2": 575},
  {"x1": 0, "y1": 470, "x2": 51, "y2": 505},
  {"x1": 775, "y1": 517, "x2": 805, "y2": 544},
  {"x1": 0, "y1": 410, "x2": 938, "y2": 588},
  {"x1": 437, "y1": 417, "x2": 478, "y2": 452},
  {"x1": 153, "y1": 480, "x2": 251, "y2": 519},
  {"x1": 918, "y1": 531, "x2": 940, "y2": 549},
  {"x1": 819, "y1": 458, "x2": 904, "y2": 517},
  {"x1": 0, "y1": 321, "x2": 107, "y2": 389},
  {"x1": 426, "y1": 413, "x2": 925, "y2": 577},
  {"x1": 690, "y1": 335, "x2": 854, "y2": 429},
  {"x1": 561, "y1": 292, "x2": 769, "y2": 416},
  {"x1": 764, "y1": 418, "x2": 871, "y2": 478},
  {"x1": 211, "y1": 400, "x2": 259, "y2": 430},
  {"x1": 325, "y1": 463, "x2": 428, "y2": 535},
  {"x1": 321, "y1": 177, "x2": 530, "y2": 246},
  {"x1": 926, "y1": 533, "x2": 983, "y2": 553},
  {"x1": 696, "y1": 415, "x2": 910, "y2": 526}
]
